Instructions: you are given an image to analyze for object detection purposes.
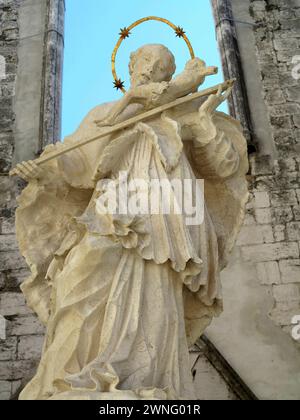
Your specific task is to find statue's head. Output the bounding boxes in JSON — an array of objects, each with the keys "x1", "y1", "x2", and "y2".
[{"x1": 129, "y1": 44, "x2": 176, "y2": 87}]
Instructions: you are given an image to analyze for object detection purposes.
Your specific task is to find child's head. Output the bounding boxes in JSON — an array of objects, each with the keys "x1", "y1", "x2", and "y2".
[{"x1": 129, "y1": 44, "x2": 176, "y2": 87}]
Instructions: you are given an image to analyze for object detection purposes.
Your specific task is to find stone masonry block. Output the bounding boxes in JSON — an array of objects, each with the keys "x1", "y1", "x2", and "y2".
[
  {"x1": 0, "y1": 380, "x2": 11, "y2": 400},
  {"x1": 255, "y1": 208, "x2": 272, "y2": 224},
  {"x1": 241, "y1": 242, "x2": 299, "y2": 263},
  {"x1": 0, "y1": 251, "x2": 26, "y2": 271},
  {"x1": 293, "y1": 206, "x2": 300, "y2": 221},
  {"x1": 279, "y1": 259, "x2": 300, "y2": 283},
  {"x1": 256, "y1": 261, "x2": 281, "y2": 285},
  {"x1": 17, "y1": 335, "x2": 43, "y2": 360},
  {"x1": 254, "y1": 191, "x2": 270, "y2": 208},
  {"x1": 270, "y1": 190, "x2": 298, "y2": 207},
  {"x1": 8, "y1": 315, "x2": 44, "y2": 337},
  {"x1": 0, "y1": 360, "x2": 37, "y2": 381},
  {"x1": 272, "y1": 207, "x2": 294, "y2": 224},
  {"x1": 287, "y1": 222, "x2": 300, "y2": 241},
  {"x1": 273, "y1": 284, "x2": 300, "y2": 303},
  {"x1": 0, "y1": 293, "x2": 31, "y2": 317},
  {"x1": 0, "y1": 234, "x2": 18, "y2": 252},
  {"x1": 270, "y1": 307, "x2": 300, "y2": 326},
  {"x1": 0, "y1": 336, "x2": 17, "y2": 361},
  {"x1": 274, "y1": 224, "x2": 286, "y2": 242}
]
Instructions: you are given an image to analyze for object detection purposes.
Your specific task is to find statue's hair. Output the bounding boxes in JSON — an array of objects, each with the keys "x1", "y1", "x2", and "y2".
[{"x1": 129, "y1": 44, "x2": 176, "y2": 80}]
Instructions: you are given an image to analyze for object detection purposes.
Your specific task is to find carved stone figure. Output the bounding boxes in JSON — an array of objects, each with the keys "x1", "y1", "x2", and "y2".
[{"x1": 13, "y1": 44, "x2": 249, "y2": 400}]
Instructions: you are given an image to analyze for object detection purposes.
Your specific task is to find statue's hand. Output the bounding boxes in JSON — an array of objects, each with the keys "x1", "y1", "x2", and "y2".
[
  {"x1": 10, "y1": 160, "x2": 45, "y2": 182},
  {"x1": 199, "y1": 84, "x2": 232, "y2": 117},
  {"x1": 194, "y1": 85, "x2": 233, "y2": 146},
  {"x1": 95, "y1": 116, "x2": 115, "y2": 128},
  {"x1": 186, "y1": 58, "x2": 218, "y2": 78}
]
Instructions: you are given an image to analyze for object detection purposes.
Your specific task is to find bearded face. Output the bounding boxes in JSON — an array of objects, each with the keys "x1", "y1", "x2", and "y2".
[{"x1": 129, "y1": 44, "x2": 176, "y2": 87}]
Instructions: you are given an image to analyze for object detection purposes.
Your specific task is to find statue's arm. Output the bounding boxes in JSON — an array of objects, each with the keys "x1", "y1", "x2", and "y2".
[
  {"x1": 131, "y1": 58, "x2": 218, "y2": 107},
  {"x1": 12, "y1": 157, "x2": 54, "y2": 184},
  {"x1": 96, "y1": 58, "x2": 217, "y2": 126},
  {"x1": 13, "y1": 103, "x2": 111, "y2": 188},
  {"x1": 191, "y1": 121, "x2": 240, "y2": 180},
  {"x1": 183, "y1": 85, "x2": 241, "y2": 179},
  {"x1": 14, "y1": 145, "x2": 97, "y2": 190},
  {"x1": 165, "y1": 58, "x2": 217, "y2": 100}
]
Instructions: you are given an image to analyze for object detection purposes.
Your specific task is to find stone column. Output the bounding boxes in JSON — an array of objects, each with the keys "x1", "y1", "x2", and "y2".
[
  {"x1": 39, "y1": 0, "x2": 65, "y2": 149},
  {"x1": 210, "y1": 0, "x2": 254, "y2": 144}
]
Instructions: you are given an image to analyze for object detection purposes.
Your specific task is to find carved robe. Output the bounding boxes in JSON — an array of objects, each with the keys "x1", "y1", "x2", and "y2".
[{"x1": 16, "y1": 100, "x2": 248, "y2": 400}]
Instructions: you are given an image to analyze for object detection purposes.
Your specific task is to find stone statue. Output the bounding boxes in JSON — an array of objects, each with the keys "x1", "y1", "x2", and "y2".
[{"x1": 13, "y1": 44, "x2": 249, "y2": 400}]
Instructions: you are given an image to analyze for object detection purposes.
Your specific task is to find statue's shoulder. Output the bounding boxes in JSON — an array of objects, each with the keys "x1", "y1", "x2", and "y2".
[
  {"x1": 213, "y1": 111, "x2": 243, "y2": 133},
  {"x1": 63, "y1": 101, "x2": 117, "y2": 143},
  {"x1": 79, "y1": 101, "x2": 117, "y2": 129}
]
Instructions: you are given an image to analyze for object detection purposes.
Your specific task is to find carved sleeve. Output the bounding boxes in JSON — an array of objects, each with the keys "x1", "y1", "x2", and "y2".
[{"x1": 191, "y1": 126, "x2": 240, "y2": 179}]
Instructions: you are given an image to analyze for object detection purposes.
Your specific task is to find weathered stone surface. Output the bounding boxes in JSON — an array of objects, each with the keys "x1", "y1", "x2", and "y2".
[
  {"x1": 249, "y1": 155, "x2": 273, "y2": 176},
  {"x1": 275, "y1": 300, "x2": 300, "y2": 312},
  {"x1": 0, "y1": 359, "x2": 37, "y2": 381},
  {"x1": 0, "y1": 336, "x2": 17, "y2": 361},
  {"x1": 293, "y1": 206, "x2": 300, "y2": 221},
  {"x1": 0, "y1": 380, "x2": 11, "y2": 400},
  {"x1": 256, "y1": 261, "x2": 281, "y2": 285},
  {"x1": 0, "y1": 293, "x2": 31, "y2": 316},
  {"x1": 0, "y1": 0, "x2": 67, "y2": 399},
  {"x1": 279, "y1": 259, "x2": 300, "y2": 283},
  {"x1": 241, "y1": 242, "x2": 299, "y2": 263},
  {"x1": 8, "y1": 315, "x2": 44, "y2": 337},
  {"x1": 270, "y1": 104, "x2": 300, "y2": 118},
  {"x1": 293, "y1": 115, "x2": 300, "y2": 128},
  {"x1": 0, "y1": 234, "x2": 18, "y2": 251},
  {"x1": 208, "y1": 0, "x2": 300, "y2": 402},
  {"x1": 11, "y1": 379, "x2": 21, "y2": 396},
  {"x1": 0, "y1": 251, "x2": 26, "y2": 271},
  {"x1": 274, "y1": 37, "x2": 299, "y2": 50},
  {"x1": 17, "y1": 335, "x2": 43, "y2": 360},
  {"x1": 270, "y1": 307, "x2": 300, "y2": 326},
  {"x1": 237, "y1": 224, "x2": 274, "y2": 245},
  {"x1": 0, "y1": 216, "x2": 15, "y2": 234},
  {"x1": 273, "y1": 284, "x2": 300, "y2": 303},
  {"x1": 272, "y1": 206, "x2": 294, "y2": 224},
  {"x1": 244, "y1": 212, "x2": 256, "y2": 225},
  {"x1": 285, "y1": 86, "x2": 300, "y2": 103},
  {"x1": 192, "y1": 354, "x2": 238, "y2": 400},
  {"x1": 5, "y1": 268, "x2": 29, "y2": 290},
  {"x1": 273, "y1": 224, "x2": 286, "y2": 242},
  {"x1": 287, "y1": 222, "x2": 300, "y2": 241},
  {"x1": 254, "y1": 191, "x2": 270, "y2": 208},
  {"x1": 254, "y1": 208, "x2": 272, "y2": 224},
  {"x1": 270, "y1": 190, "x2": 298, "y2": 207}
]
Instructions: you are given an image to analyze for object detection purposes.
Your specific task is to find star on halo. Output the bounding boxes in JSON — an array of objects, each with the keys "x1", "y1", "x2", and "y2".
[
  {"x1": 113, "y1": 78, "x2": 125, "y2": 91},
  {"x1": 174, "y1": 26, "x2": 186, "y2": 38},
  {"x1": 119, "y1": 27, "x2": 131, "y2": 39}
]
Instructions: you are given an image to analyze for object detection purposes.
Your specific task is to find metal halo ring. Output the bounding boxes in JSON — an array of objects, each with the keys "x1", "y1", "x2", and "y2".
[{"x1": 111, "y1": 16, "x2": 195, "y2": 93}]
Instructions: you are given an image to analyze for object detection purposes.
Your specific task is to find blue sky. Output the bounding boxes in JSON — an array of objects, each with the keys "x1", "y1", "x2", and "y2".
[{"x1": 62, "y1": 0, "x2": 226, "y2": 139}]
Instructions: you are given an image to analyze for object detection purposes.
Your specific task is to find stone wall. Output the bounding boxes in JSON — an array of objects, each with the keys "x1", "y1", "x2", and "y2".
[
  {"x1": 207, "y1": 0, "x2": 300, "y2": 400},
  {"x1": 247, "y1": 0, "x2": 300, "y2": 338},
  {"x1": 0, "y1": 0, "x2": 48, "y2": 400}
]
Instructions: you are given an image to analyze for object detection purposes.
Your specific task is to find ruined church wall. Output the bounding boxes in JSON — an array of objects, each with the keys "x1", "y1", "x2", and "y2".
[{"x1": 208, "y1": 0, "x2": 300, "y2": 400}]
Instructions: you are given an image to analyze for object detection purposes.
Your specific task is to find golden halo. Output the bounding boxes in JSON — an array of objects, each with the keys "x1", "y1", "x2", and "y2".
[{"x1": 111, "y1": 16, "x2": 195, "y2": 93}]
